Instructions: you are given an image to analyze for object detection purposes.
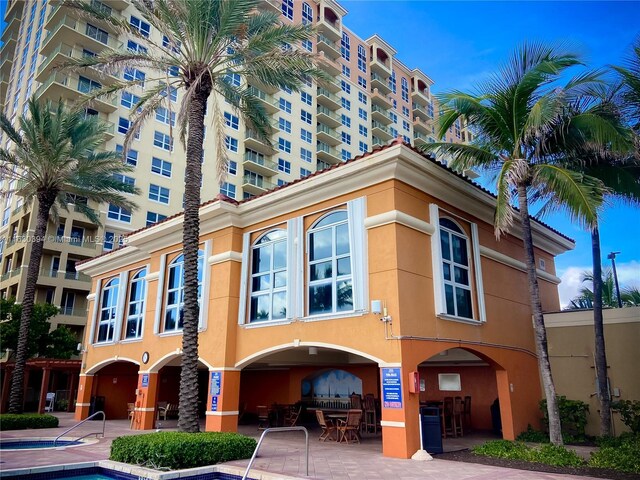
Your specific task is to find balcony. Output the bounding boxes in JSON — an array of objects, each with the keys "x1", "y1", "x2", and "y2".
[
  {"x1": 413, "y1": 115, "x2": 431, "y2": 135},
  {"x1": 372, "y1": 121, "x2": 392, "y2": 141},
  {"x1": 0, "y1": 31, "x2": 18, "y2": 56},
  {"x1": 47, "y1": 2, "x2": 123, "y2": 34},
  {"x1": 0, "y1": 267, "x2": 23, "y2": 284},
  {"x1": 243, "y1": 173, "x2": 276, "y2": 196},
  {"x1": 371, "y1": 89, "x2": 392, "y2": 110},
  {"x1": 257, "y1": 0, "x2": 280, "y2": 13},
  {"x1": 244, "y1": 129, "x2": 276, "y2": 156},
  {"x1": 371, "y1": 72, "x2": 391, "y2": 95},
  {"x1": 41, "y1": 15, "x2": 122, "y2": 56},
  {"x1": 317, "y1": 51, "x2": 341, "y2": 77},
  {"x1": 317, "y1": 15, "x2": 341, "y2": 43},
  {"x1": 412, "y1": 102, "x2": 428, "y2": 120},
  {"x1": 246, "y1": 86, "x2": 279, "y2": 114},
  {"x1": 412, "y1": 88, "x2": 429, "y2": 107},
  {"x1": 247, "y1": 76, "x2": 278, "y2": 95},
  {"x1": 36, "y1": 43, "x2": 118, "y2": 84},
  {"x1": 4, "y1": 0, "x2": 24, "y2": 21},
  {"x1": 317, "y1": 34, "x2": 340, "y2": 61},
  {"x1": 243, "y1": 150, "x2": 278, "y2": 176},
  {"x1": 317, "y1": 105, "x2": 341, "y2": 128},
  {"x1": 0, "y1": 50, "x2": 13, "y2": 77},
  {"x1": 35, "y1": 72, "x2": 118, "y2": 113},
  {"x1": 413, "y1": 131, "x2": 432, "y2": 147},
  {"x1": 370, "y1": 55, "x2": 392, "y2": 78},
  {"x1": 317, "y1": 87, "x2": 341, "y2": 111},
  {"x1": 371, "y1": 105, "x2": 392, "y2": 125},
  {"x1": 316, "y1": 123, "x2": 340, "y2": 146},
  {"x1": 38, "y1": 268, "x2": 91, "y2": 287},
  {"x1": 0, "y1": 73, "x2": 9, "y2": 100},
  {"x1": 2, "y1": 9, "x2": 21, "y2": 40},
  {"x1": 316, "y1": 141, "x2": 341, "y2": 164}
]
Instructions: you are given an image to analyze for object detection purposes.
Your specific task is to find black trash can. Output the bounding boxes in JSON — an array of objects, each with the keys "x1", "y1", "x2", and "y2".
[
  {"x1": 420, "y1": 406, "x2": 443, "y2": 454},
  {"x1": 490, "y1": 398, "x2": 502, "y2": 435},
  {"x1": 89, "y1": 395, "x2": 105, "y2": 419}
]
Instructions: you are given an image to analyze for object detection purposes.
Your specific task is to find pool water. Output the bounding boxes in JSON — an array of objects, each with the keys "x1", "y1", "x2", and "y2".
[
  {"x1": 1, "y1": 466, "x2": 251, "y2": 480},
  {"x1": 0, "y1": 440, "x2": 82, "y2": 450}
]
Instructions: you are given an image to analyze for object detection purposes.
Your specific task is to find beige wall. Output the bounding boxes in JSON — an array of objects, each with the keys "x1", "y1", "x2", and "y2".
[{"x1": 546, "y1": 307, "x2": 640, "y2": 436}]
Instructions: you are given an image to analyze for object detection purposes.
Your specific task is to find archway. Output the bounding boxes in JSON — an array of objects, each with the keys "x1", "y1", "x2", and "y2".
[{"x1": 89, "y1": 360, "x2": 139, "y2": 420}]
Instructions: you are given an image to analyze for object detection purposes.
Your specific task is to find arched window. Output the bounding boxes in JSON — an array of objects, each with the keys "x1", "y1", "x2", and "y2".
[
  {"x1": 164, "y1": 250, "x2": 204, "y2": 332},
  {"x1": 302, "y1": 2, "x2": 313, "y2": 25},
  {"x1": 97, "y1": 278, "x2": 119, "y2": 343},
  {"x1": 308, "y1": 210, "x2": 352, "y2": 315},
  {"x1": 250, "y1": 230, "x2": 287, "y2": 322},
  {"x1": 124, "y1": 268, "x2": 146, "y2": 339},
  {"x1": 357, "y1": 45, "x2": 366, "y2": 73},
  {"x1": 401, "y1": 77, "x2": 409, "y2": 102},
  {"x1": 341, "y1": 32, "x2": 350, "y2": 61},
  {"x1": 439, "y1": 218, "x2": 472, "y2": 318}
]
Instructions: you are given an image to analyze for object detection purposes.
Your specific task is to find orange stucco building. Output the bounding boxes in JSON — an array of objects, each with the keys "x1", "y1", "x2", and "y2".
[{"x1": 74, "y1": 140, "x2": 573, "y2": 459}]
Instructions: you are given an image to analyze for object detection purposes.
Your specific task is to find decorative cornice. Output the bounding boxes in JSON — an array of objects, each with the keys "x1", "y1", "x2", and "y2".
[
  {"x1": 144, "y1": 271, "x2": 160, "y2": 282},
  {"x1": 207, "y1": 251, "x2": 243, "y2": 265},
  {"x1": 364, "y1": 210, "x2": 435, "y2": 235},
  {"x1": 480, "y1": 246, "x2": 561, "y2": 284}
]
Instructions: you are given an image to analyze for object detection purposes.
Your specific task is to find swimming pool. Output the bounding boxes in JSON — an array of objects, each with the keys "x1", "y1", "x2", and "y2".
[
  {"x1": 0, "y1": 440, "x2": 82, "y2": 450},
  {"x1": 0, "y1": 462, "x2": 267, "y2": 480}
]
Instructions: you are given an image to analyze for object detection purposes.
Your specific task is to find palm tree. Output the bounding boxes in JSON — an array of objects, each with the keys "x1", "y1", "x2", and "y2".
[
  {"x1": 550, "y1": 86, "x2": 638, "y2": 436},
  {"x1": 568, "y1": 268, "x2": 625, "y2": 309},
  {"x1": 0, "y1": 98, "x2": 139, "y2": 414},
  {"x1": 621, "y1": 286, "x2": 640, "y2": 305},
  {"x1": 421, "y1": 43, "x2": 610, "y2": 445},
  {"x1": 63, "y1": 0, "x2": 326, "y2": 432},
  {"x1": 613, "y1": 37, "x2": 640, "y2": 131}
]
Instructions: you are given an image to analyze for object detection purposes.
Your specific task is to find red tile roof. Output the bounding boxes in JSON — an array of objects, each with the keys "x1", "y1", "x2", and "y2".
[{"x1": 79, "y1": 138, "x2": 573, "y2": 266}]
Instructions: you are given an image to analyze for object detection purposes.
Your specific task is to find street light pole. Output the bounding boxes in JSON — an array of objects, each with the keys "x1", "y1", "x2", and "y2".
[{"x1": 607, "y1": 251, "x2": 623, "y2": 308}]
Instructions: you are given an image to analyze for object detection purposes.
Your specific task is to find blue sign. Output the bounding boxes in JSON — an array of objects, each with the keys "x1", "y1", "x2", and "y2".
[
  {"x1": 381, "y1": 368, "x2": 403, "y2": 409},
  {"x1": 211, "y1": 395, "x2": 218, "y2": 412},
  {"x1": 210, "y1": 371, "x2": 222, "y2": 396},
  {"x1": 141, "y1": 374, "x2": 149, "y2": 388}
]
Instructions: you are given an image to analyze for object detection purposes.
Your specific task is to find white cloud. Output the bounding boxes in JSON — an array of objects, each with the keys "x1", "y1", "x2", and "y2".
[{"x1": 557, "y1": 261, "x2": 640, "y2": 308}]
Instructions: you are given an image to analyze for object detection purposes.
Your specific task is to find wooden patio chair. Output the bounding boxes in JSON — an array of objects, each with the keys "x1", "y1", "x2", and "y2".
[
  {"x1": 463, "y1": 395, "x2": 472, "y2": 430},
  {"x1": 337, "y1": 409, "x2": 362, "y2": 444},
  {"x1": 364, "y1": 394, "x2": 377, "y2": 434},
  {"x1": 315, "y1": 410, "x2": 337, "y2": 441},
  {"x1": 441, "y1": 397, "x2": 454, "y2": 438},
  {"x1": 453, "y1": 396, "x2": 464, "y2": 437},
  {"x1": 156, "y1": 401, "x2": 167, "y2": 420},
  {"x1": 257, "y1": 405, "x2": 270, "y2": 430},
  {"x1": 285, "y1": 405, "x2": 302, "y2": 427},
  {"x1": 158, "y1": 403, "x2": 177, "y2": 421}
]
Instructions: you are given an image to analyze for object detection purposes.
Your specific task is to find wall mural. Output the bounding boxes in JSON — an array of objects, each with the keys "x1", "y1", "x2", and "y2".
[{"x1": 302, "y1": 369, "x2": 362, "y2": 408}]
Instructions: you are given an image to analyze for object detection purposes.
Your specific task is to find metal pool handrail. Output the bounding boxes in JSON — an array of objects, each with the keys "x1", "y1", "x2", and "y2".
[
  {"x1": 54, "y1": 410, "x2": 106, "y2": 446},
  {"x1": 242, "y1": 426, "x2": 309, "y2": 480}
]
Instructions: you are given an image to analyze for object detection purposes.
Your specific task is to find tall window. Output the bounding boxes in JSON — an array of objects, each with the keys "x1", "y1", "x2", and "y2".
[
  {"x1": 439, "y1": 218, "x2": 472, "y2": 318},
  {"x1": 97, "y1": 278, "x2": 119, "y2": 343},
  {"x1": 124, "y1": 269, "x2": 146, "y2": 339},
  {"x1": 401, "y1": 77, "x2": 409, "y2": 102},
  {"x1": 164, "y1": 250, "x2": 204, "y2": 332},
  {"x1": 308, "y1": 211, "x2": 352, "y2": 315},
  {"x1": 341, "y1": 33, "x2": 350, "y2": 61},
  {"x1": 281, "y1": 0, "x2": 293, "y2": 20},
  {"x1": 357, "y1": 45, "x2": 366, "y2": 73},
  {"x1": 302, "y1": 3, "x2": 313, "y2": 24},
  {"x1": 250, "y1": 230, "x2": 287, "y2": 322}
]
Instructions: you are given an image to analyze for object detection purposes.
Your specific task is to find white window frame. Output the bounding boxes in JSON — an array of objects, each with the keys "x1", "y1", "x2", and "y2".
[
  {"x1": 248, "y1": 229, "x2": 288, "y2": 323},
  {"x1": 123, "y1": 267, "x2": 148, "y2": 340}
]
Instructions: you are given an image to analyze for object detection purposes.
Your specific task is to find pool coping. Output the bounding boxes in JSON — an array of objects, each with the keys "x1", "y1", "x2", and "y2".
[
  {"x1": 0, "y1": 437, "x2": 100, "y2": 451},
  {"x1": 0, "y1": 460, "x2": 303, "y2": 480}
]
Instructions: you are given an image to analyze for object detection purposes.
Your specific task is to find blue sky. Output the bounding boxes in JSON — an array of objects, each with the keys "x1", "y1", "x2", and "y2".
[
  {"x1": 0, "y1": 1, "x2": 638, "y2": 305},
  {"x1": 341, "y1": 1, "x2": 639, "y2": 305}
]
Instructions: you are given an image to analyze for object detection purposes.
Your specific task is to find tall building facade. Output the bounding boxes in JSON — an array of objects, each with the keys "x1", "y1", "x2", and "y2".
[{"x1": 0, "y1": 0, "x2": 470, "y2": 340}]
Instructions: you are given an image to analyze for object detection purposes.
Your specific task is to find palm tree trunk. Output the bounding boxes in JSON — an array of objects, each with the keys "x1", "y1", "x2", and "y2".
[
  {"x1": 591, "y1": 225, "x2": 611, "y2": 436},
  {"x1": 7, "y1": 192, "x2": 57, "y2": 413},
  {"x1": 516, "y1": 184, "x2": 563, "y2": 445},
  {"x1": 177, "y1": 86, "x2": 209, "y2": 433}
]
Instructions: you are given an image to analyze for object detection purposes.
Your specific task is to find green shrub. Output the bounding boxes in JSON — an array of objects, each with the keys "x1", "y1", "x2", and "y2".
[
  {"x1": 529, "y1": 444, "x2": 584, "y2": 467},
  {"x1": 611, "y1": 399, "x2": 640, "y2": 434},
  {"x1": 0, "y1": 414, "x2": 59, "y2": 430},
  {"x1": 589, "y1": 434, "x2": 640, "y2": 473},
  {"x1": 110, "y1": 431, "x2": 257, "y2": 470},
  {"x1": 516, "y1": 425, "x2": 549, "y2": 443},
  {"x1": 540, "y1": 396, "x2": 589, "y2": 439},
  {"x1": 472, "y1": 440, "x2": 530, "y2": 459},
  {"x1": 473, "y1": 440, "x2": 585, "y2": 468}
]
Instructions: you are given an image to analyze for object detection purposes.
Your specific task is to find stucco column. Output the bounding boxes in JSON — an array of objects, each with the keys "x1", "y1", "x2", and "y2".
[
  {"x1": 74, "y1": 374, "x2": 94, "y2": 420},
  {"x1": 496, "y1": 369, "x2": 515, "y2": 440},
  {"x1": 37, "y1": 367, "x2": 52, "y2": 413},
  {"x1": 205, "y1": 369, "x2": 240, "y2": 432},
  {"x1": 132, "y1": 372, "x2": 159, "y2": 430},
  {"x1": 379, "y1": 365, "x2": 421, "y2": 459}
]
